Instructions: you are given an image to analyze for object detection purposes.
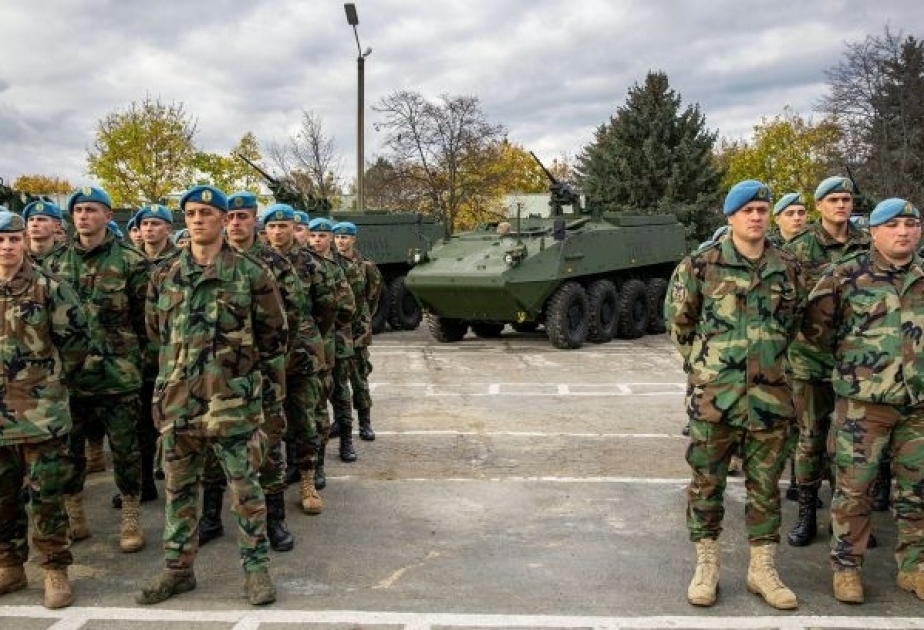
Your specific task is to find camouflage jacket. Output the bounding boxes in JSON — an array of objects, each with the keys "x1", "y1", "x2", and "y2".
[
  {"x1": 335, "y1": 251, "x2": 369, "y2": 351},
  {"x1": 141, "y1": 243, "x2": 182, "y2": 381},
  {"x1": 311, "y1": 251, "x2": 356, "y2": 368},
  {"x1": 343, "y1": 250, "x2": 383, "y2": 348},
  {"x1": 29, "y1": 242, "x2": 68, "y2": 267},
  {"x1": 146, "y1": 244, "x2": 288, "y2": 437},
  {"x1": 45, "y1": 232, "x2": 149, "y2": 396},
  {"x1": 276, "y1": 244, "x2": 327, "y2": 373},
  {"x1": 665, "y1": 237, "x2": 806, "y2": 429},
  {"x1": 0, "y1": 259, "x2": 91, "y2": 445},
  {"x1": 784, "y1": 221, "x2": 871, "y2": 381},
  {"x1": 801, "y1": 247, "x2": 924, "y2": 405}
]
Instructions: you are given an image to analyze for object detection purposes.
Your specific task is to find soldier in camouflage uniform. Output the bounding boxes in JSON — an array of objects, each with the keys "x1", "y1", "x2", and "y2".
[
  {"x1": 333, "y1": 221, "x2": 384, "y2": 441},
  {"x1": 112, "y1": 204, "x2": 179, "y2": 512},
  {"x1": 666, "y1": 180, "x2": 805, "y2": 610},
  {"x1": 194, "y1": 195, "x2": 302, "y2": 551},
  {"x1": 769, "y1": 193, "x2": 808, "y2": 246},
  {"x1": 137, "y1": 185, "x2": 287, "y2": 606},
  {"x1": 799, "y1": 198, "x2": 924, "y2": 604},
  {"x1": 262, "y1": 204, "x2": 329, "y2": 515},
  {"x1": 293, "y1": 211, "x2": 310, "y2": 246},
  {"x1": 45, "y1": 186, "x2": 149, "y2": 554},
  {"x1": 307, "y1": 217, "x2": 356, "y2": 487},
  {"x1": 23, "y1": 201, "x2": 67, "y2": 265},
  {"x1": 0, "y1": 211, "x2": 90, "y2": 609},
  {"x1": 784, "y1": 176, "x2": 872, "y2": 547}
]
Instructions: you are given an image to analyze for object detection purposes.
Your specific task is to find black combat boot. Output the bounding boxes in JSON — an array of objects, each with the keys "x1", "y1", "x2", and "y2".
[
  {"x1": 314, "y1": 444, "x2": 327, "y2": 490},
  {"x1": 872, "y1": 459, "x2": 891, "y2": 511},
  {"x1": 198, "y1": 486, "x2": 224, "y2": 546},
  {"x1": 339, "y1": 420, "x2": 357, "y2": 463},
  {"x1": 358, "y1": 407, "x2": 375, "y2": 441},
  {"x1": 787, "y1": 486, "x2": 818, "y2": 547},
  {"x1": 265, "y1": 492, "x2": 294, "y2": 552},
  {"x1": 284, "y1": 441, "x2": 299, "y2": 486}
]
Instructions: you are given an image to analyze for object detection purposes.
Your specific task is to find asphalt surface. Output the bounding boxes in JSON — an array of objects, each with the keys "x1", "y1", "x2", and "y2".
[{"x1": 1, "y1": 328, "x2": 923, "y2": 629}]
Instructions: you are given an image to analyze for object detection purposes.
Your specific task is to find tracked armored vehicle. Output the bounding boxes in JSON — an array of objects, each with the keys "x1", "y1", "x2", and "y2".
[{"x1": 403, "y1": 155, "x2": 687, "y2": 349}]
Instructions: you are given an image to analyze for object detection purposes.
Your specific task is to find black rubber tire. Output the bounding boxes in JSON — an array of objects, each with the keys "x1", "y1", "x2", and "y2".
[
  {"x1": 616, "y1": 279, "x2": 649, "y2": 340},
  {"x1": 646, "y1": 278, "x2": 669, "y2": 334},
  {"x1": 511, "y1": 322, "x2": 539, "y2": 333},
  {"x1": 426, "y1": 313, "x2": 468, "y2": 343},
  {"x1": 545, "y1": 281, "x2": 589, "y2": 349},
  {"x1": 371, "y1": 288, "x2": 390, "y2": 334},
  {"x1": 388, "y1": 276, "x2": 423, "y2": 330},
  {"x1": 471, "y1": 322, "x2": 505, "y2": 338},
  {"x1": 586, "y1": 279, "x2": 619, "y2": 343}
]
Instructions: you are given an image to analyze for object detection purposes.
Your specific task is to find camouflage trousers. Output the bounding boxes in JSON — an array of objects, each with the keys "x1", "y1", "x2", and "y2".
[
  {"x1": 686, "y1": 419, "x2": 790, "y2": 544},
  {"x1": 67, "y1": 393, "x2": 141, "y2": 497},
  {"x1": 161, "y1": 428, "x2": 269, "y2": 572},
  {"x1": 331, "y1": 357, "x2": 355, "y2": 426},
  {"x1": 203, "y1": 410, "x2": 280, "y2": 495},
  {"x1": 830, "y1": 397, "x2": 924, "y2": 572},
  {"x1": 283, "y1": 373, "x2": 320, "y2": 473},
  {"x1": 349, "y1": 346, "x2": 373, "y2": 412},
  {"x1": 793, "y1": 379, "x2": 836, "y2": 487},
  {"x1": 314, "y1": 370, "x2": 334, "y2": 448},
  {"x1": 0, "y1": 437, "x2": 73, "y2": 569}
]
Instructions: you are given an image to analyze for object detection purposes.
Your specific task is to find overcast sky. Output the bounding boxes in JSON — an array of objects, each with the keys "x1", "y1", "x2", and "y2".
[{"x1": 0, "y1": 0, "x2": 919, "y2": 191}]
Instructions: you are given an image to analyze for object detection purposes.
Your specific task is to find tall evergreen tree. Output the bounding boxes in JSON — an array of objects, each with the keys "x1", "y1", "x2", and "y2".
[{"x1": 575, "y1": 71, "x2": 724, "y2": 248}]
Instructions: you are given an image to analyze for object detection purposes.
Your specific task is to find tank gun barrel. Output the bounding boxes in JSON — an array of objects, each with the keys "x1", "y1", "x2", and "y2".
[
  {"x1": 529, "y1": 151, "x2": 558, "y2": 186},
  {"x1": 235, "y1": 152, "x2": 281, "y2": 187}
]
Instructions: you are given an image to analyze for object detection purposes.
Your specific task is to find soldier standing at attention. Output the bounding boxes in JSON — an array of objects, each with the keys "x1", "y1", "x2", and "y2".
[
  {"x1": 23, "y1": 201, "x2": 67, "y2": 265},
  {"x1": 307, "y1": 217, "x2": 355, "y2": 487},
  {"x1": 195, "y1": 193, "x2": 301, "y2": 552},
  {"x1": 46, "y1": 186, "x2": 149, "y2": 553},
  {"x1": 293, "y1": 211, "x2": 311, "y2": 246},
  {"x1": 784, "y1": 176, "x2": 871, "y2": 547},
  {"x1": 799, "y1": 198, "x2": 924, "y2": 603},
  {"x1": 127, "y1": 214, "x2": 144, "y2": 249},
  {"x1": 137, "y1": 185, "x2": 287, "y2": 606},
  {"x1": 0, "y1": 211, "x2": 90, "y2": 609},
  {"x1": 666, "y1": 180, "x2": 804, "y2": 610},
  {"x1": 261, "y1": 203, "x2": 328, "y2": 516},
  {"x1": 770, "y1": 193, "x2": 808, "y2": 245},
  {"x1": 333, "y1": 221, "x2": 384, "y2": 441}
]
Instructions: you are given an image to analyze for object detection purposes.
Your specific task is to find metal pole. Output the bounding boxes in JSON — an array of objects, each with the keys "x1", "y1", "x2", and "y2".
[{"x1": 357, "y1": 53, "x2": 365, "y2": 213}]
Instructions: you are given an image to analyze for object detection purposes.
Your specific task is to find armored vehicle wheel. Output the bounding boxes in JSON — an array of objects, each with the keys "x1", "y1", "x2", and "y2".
[
  {"x1": 371, "y1": 289, "x2": 391, "y2": 334},
  {"x1": 616, "y1": 279, "x2": 649, "y2": 340},
  {"x1": 512, "y1": 322, "x2": 539, "y2": 333},
  {"x1": 471, "y1": 322, "x2": 505, "y2": 338},
  {"x1": 587, "y1": 279, "x2": 619, "y2": 343},
  {"x1": 545, "y1": 281, "x2": 589, "y2": 349},
  {"x1": 388, "y1": 276, "x2": 423, "y2": 330},
  {"x1": 646, "y1": 278, "x2": 668, "y2": 334},
  {"x1": 426, "y1": 313, "x2": 468, "y2": 343}
]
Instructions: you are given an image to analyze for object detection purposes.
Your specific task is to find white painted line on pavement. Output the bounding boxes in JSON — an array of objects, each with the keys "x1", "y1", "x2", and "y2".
[
  {"x1": 5, "y1": 606, "x2": 924, "y2": 629},
  {"x1": 369, "y1": 430, "x2": 686, "y2": 438}
]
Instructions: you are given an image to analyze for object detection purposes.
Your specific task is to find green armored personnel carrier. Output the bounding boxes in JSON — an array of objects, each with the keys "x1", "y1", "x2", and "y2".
[{"x1": 403, "y1": 155, "x2": 687, "y2": 349}]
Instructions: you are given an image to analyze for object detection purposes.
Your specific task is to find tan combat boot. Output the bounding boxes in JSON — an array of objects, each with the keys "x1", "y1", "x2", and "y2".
[
  {"x1": 43, "y1": 568, "x2": 74, "y2": 609},
  {"x1": 687, "y1": 538, "x2": 720, "y2": 606},
  {"x1": 897, "y1": 570, "x2": 924, "y2": 600},
  {"x1": 747, "y1": 543, "x2": 798, "y2": 609},
  {"x1": 120, "y1": 495, "x2": 145, "y2": 553},
  {"x1": 0, "y1": 565, "x2": 27, "y2": 594},
  {"x1": 244, "y1": 568, "x2": 276, "y2": 605},
  {"x1": 64, "y1": 493, "x2": 90, "y2": 541},
  {"x1": 834, "y1": 568, "x2": 864, "y2": 603},
  {"x1": 85, "y1": 435, "x2": 106, "y2": 473},
  {"x1": 300, "y1": 470, "x2": 323, "y2": 515}
]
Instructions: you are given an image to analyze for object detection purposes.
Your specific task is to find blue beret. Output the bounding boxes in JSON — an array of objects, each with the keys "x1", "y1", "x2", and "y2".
[
  {"x1": 723, "y1": 179, "x2": 772, "y2": 216},
  {"x1": 261, "y1": 204, "x2": 296, "y2": 227},
  {"x1": 23, "y1": 200, "x2": 64, "y2": 222},
  {"x1": 67, "y1": 186, "x2": 112, "y2": 214},
  {"x1": 228, "y1": 191, "x2": 259, "y2": 211},
  {"x1": 107, "y1": 220, "x2": 124, "y2": 239},
  {"x1": 308, "y1": 217, "x2": 333, "y2": 232},
  {"x1": 0, "y1": 211, "x2": 25, "y2": 233},
  {"x1": 137, "y1": 204, "x2": 173, "y2": 224},
  {"x1": 814, "y1": 176, "x2": 853, "y2": 201},
  {"x1": 294, "y1": 211, "x2": 310, "y2": 226},
  {"x1": 179, "y1": 185, "x2": 228, "y2": 212},
  {"x1": 868, "y1": 198, "x2": 920, "y2": 227},
  {"x1": 332, "y1": 221, "x2": 357, "y2": 235},
  {"x1": 773, "y1": 193, "x2": 803, "y2": 216},
  {"x1": 171, "y1": 228, "x2": 189, "y2": 244}
]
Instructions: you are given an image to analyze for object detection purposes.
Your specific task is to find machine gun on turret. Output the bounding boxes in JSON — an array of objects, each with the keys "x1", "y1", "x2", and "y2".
[
  {"x1": 529, "y1": 151, "x2": 584, "y2": 216},
  {"x1": 234, "y1": 153, "x2": 332, "y2": 217}
]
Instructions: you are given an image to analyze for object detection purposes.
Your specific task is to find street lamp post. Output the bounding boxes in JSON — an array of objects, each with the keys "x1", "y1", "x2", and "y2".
[{"x1": 344, "y1": 3, "x2": 371, "y2": 213}]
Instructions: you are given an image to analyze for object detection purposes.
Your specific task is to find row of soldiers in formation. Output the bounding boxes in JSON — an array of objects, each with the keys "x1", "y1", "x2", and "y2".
[
  {"x1": 0, "y1": 183, "x2": 383, "y2": 608},
  {"x1": 667, "y1": 175, "x2": 924, "y2": 609}
]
